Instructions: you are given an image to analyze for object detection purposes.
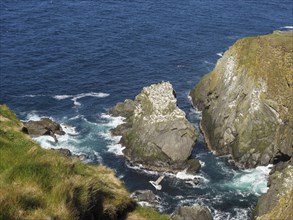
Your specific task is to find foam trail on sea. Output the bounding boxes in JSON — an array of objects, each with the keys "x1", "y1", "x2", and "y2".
[
  {"x1": 125, "y1": 162, "x2": 159, "y2": 176},
  {"x1": 53, "y1": 92, "x2": 110, "y2": 106}
]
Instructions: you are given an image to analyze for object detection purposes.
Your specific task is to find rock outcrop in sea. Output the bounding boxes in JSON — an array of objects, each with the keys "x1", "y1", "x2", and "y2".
[
  {"x1": 190, "y1": 31, "x2": 293, "y2": 220},
  {"x1": 110, "y1": 81, "x2": 199, "y2": 172}
]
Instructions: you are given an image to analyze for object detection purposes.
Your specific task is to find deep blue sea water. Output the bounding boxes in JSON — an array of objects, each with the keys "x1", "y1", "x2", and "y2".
[{"x1": 1, "y1": 0, "x2": 292, "y2": 219}]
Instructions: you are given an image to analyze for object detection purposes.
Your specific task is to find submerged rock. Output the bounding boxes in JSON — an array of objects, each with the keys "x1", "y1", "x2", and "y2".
[
  {"x1": 110, "y1": 82, "x2": 198, "y2": 172},
  {"x1": 190, "y1": 31, "x2": 293, "y2": 168},
  {"x1": 171, "y1": 205, "x2": 213, "y2": 220}
]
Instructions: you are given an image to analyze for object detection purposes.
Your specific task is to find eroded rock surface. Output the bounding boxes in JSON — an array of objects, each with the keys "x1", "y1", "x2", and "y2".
[
  {"x1": 111, "y1": 82, "x2": 198, "y2": 172},
  {"x1": 190, "y1": 31, "x2": 293, "y2": 168}
]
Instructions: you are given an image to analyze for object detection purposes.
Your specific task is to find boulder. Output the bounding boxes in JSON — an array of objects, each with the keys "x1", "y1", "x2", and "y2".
[
  {"x1": 110, "y1": 82, "x2": 198, "y2": 172},
  {"x1": 130, "y1": 190, "x2": 160, "y2": 209},
  {"x1": 190, "y1": 31, "x2": 293, "y2": 168},
  {"x1": 23, "y1": 118, "x2": 65, "y2": 136},
  {"x1": 171, "y1": 205, "x2": 213, "y2": 220}
]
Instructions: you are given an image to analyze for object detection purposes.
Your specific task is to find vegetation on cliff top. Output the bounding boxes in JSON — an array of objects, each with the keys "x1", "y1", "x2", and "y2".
[{"x1": 0, "y1": 104, "x2": 169, "y2": 219}]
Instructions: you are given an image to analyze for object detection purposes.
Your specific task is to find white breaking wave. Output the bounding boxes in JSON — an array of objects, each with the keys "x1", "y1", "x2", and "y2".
[
  {"x1": 53, "y1": 92, "x2": 110, "y2": 106},
  {"x1": 25, "y1": 113, "x2": 102, "y2": 163},
  {"x1": 100, "y1": 113, "x2": 125, "y2": 127},
  {"x1": 175, "y1": 168, "x2": 198, "y2": 180},
  {"x1": 280, "y1": 26, "x2": 293, "y2": 29},
  {"x1": 227, "y1": 164, "x2": 273, "y2": 196},
  {"x1": 217, "y1": 52, "x2": 223, "y2": 57},
  {"x1": 24, "y1": 111, "x2": 43, "y2": 121},
  {"x1": 32, "y1": 122, "x2": 80, "y2": 154},
  {"x1": 107, "y1": 144, "x2": 125, "y2": 156},
  {"x1": 98, "y1": 113, "x2": 126, "y2": 156},
  {"x1": 126, "y1": 162, "x2": 159, "y2": 176},
  {"x1": 213, "y1": 208, "x2": 249, "y2": 220}
]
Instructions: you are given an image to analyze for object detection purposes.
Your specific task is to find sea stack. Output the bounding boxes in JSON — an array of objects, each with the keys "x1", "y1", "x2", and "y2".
[
  {"x1": 190, "y1": 31, "x2": 293, "y2": 220},
  {"x1": 110, "y1": 81, "x2": 199, "y2": 173}
]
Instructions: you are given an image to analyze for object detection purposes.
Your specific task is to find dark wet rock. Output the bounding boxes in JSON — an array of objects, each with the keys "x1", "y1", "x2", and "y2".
[
  {"x1": 130, "y1": 190, "x2": 160, "y2": 209},
  {"x1": 23, "y1": 118, "x2": 65, "y2": 136},
  {"x1": 52, "y1": 148, "x2": 72, "y2": 157},
  {"x1": 77, "y1": 154, "x2": 89, "y2": 161},
  {"x1": 171, "y1": 205, "x2": 213, "y2": 220},
  {"x1": 186, "y1": 159, "x2": 201, "y2": 174},
  {"x1": 190, "y1": 32, "x2": 293, "y2": 168},
  {"x1": 110, "y1": 82, "x2": 198, "y2": 172}
]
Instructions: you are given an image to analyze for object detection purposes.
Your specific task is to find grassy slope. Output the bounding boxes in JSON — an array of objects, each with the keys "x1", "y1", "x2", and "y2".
[{"x1": 0, "y1": 105, "x2": 169, "y2": 220}]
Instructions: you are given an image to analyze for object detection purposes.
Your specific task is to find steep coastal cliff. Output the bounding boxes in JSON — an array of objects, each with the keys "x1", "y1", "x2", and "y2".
[
  {"x1": 190, "y1": 31, "x2": 293, "y2": 220},
  {"x1": 0, "y1": 105, "x2": 169, "y2": 220},
  {"x1": 190, "y1": 31, "x2": 292, "y2": 168}
]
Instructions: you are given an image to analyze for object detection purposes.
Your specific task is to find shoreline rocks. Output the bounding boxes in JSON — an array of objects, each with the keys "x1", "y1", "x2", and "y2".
[
  {"x1": 110, "y1": 82, "x2": 199, "y2": 173},
  {"x1": 22, "y1": 118, "x2": 65, "y2": 143}
]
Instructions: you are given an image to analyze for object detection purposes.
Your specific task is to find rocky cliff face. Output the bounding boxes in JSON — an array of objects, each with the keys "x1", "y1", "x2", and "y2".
[
  {"x1": 110, "y1": 82, "x2": 199, "y2": 172},
  {"x1": 190, "y1": 31, "x2": 293, "y2": 168},
  {"x1": 190, "y1": 31, "x2": 293, "y2": 220}
]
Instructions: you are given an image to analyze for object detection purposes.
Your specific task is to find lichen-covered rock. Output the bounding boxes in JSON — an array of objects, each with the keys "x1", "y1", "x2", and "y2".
[
  {"x1": 111, "y1": 82, "x2": 198, "y2": 172},
  {"x1": 190, "y1": 31, "x2": 293, "y2": 168},
  {"x1": 171, "y1": 205, "x2": 213, "y2": 220},
  {"x1": 254, "y1": 159, "x2": 293, "y2": 220}
]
